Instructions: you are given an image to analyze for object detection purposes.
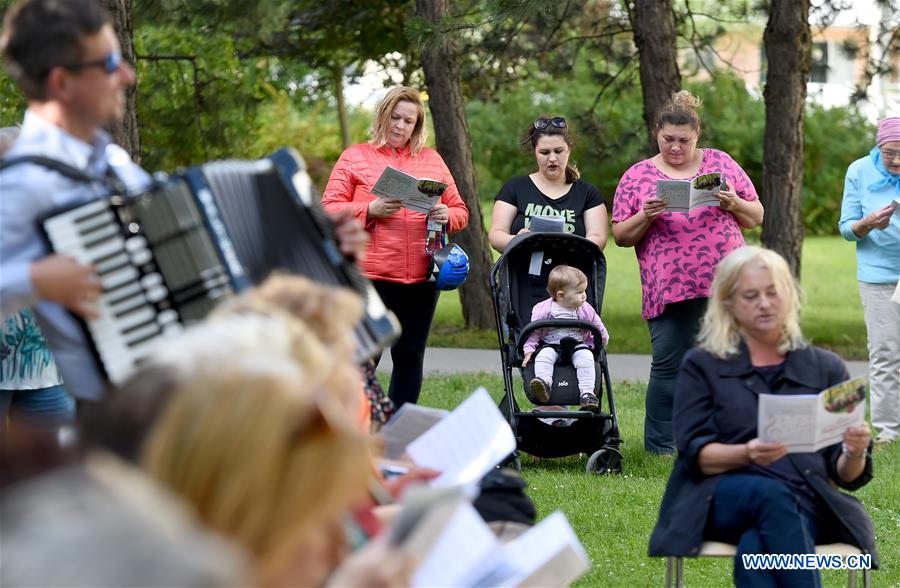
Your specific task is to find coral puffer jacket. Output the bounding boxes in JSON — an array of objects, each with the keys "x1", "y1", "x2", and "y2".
[{"x1": 321, "y1": 143, "x2": 469, "y2": 283}]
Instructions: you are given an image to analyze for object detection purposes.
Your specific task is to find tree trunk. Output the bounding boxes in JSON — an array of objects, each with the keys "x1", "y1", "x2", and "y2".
[
  {"x1": 761, "y1": 0, "x2": 810, "y2": 277},
  {"x1": 416, "y1": 0, "x2": 495, "y2": 330},
  {"x1": 102, "y1": 0, "x2": 141, "y2": 163},
  {"x1": 627, "y1": 0, "x2": 681, "y2": 154},
  {"x1": 332, "y1": 65, "x2": 351, "y2": 150}
]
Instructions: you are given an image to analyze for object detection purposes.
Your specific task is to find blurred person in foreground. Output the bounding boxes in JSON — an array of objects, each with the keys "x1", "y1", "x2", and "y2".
[
  {"x1": 83, "y1": 299, "x2": 415, "y2": 586},
  {"x1": 1, "y1": 418, "x2": 248, "y2": 588},
  {"x1": 650, "y1": 246, "x2": 877, "y2": 587},
  {"x1": 0, "y1": 0, "x2": 368, "y2": 404}
]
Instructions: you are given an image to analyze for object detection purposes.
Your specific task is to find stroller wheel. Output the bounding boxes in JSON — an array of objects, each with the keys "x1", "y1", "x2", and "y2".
[
  {"x1": 510, "y1": 455, "x2": 522, "y2": 473},
  {"x1": 501, "y1": 452, "x2": 522, "y2": 473},
  {"x1": 586, "y1": 447, "x2": 622, "y2": 475}
]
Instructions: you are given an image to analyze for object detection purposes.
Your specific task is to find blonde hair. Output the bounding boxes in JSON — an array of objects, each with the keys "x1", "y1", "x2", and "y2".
[
  {"x1": 547, "y1": 265, "x2": 587, "y2": 298},
  {"x1": 368, "y1": 85, "x2": 428, "y2": 156},
  {"x1": 697, "y1": 246, "x2": 806, "y2": 358},
  {"x1": 140, "y1": 352, "x2": 370, "y2": 583},
  {"x1": 656, "y1": 90, "x2": 702, "y2": 131},
  {"x1": 215, "y1": 273, "x2": 362, "y2": 360}
]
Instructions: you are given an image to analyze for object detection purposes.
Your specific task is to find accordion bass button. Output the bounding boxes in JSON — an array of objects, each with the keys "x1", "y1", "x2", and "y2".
[
  {"x1": 125, "y1": 235, "x2": 149, "y2": 252},
  {"x1": 157, "y1": 309, "x2": 178, "y2": 326},
  {"x1": 130, "y1": 249, "x2": 152, "y2": 266},
  {"x1": 141, "y1": 273, "x2": 163, "y2": 290},
  {"x1": 145, "y1": 285, "x2": 169, "y2": 303}
]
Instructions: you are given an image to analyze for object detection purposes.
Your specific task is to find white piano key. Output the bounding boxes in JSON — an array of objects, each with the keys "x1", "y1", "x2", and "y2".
[
  {"x1": 95, "y1": 252, "x2": 130, "y2": 275},
  {"x1": 74, "y1": 209, "x2": 116, "y2": 234},
  {"x1": 80, "y1": 223, "x2": 119, "y2": 244},
  {"x1": 115, "y1": 307, "x2": 157, "y2": 332},
  {"x1": 100, "y1": 266, "x2": 139, "y2": 291},
  {"x1": 102, "y1": 281, "x2": 143, "y2": 306},
  {"x1": 84, "y1": 237, "x2": 127, "y2": 265}
]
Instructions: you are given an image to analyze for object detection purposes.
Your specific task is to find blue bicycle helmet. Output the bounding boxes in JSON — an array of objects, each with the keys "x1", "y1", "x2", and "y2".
[{"x1": 429, "y1": 243, "x2": 469, "y2": 290}]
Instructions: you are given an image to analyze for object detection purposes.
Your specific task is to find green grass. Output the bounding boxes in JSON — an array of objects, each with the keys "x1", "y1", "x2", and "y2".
[
  {"x1": 412, "y1": 373, "x2": 900, "y2": 588},
  {"x1": 429, "y1": 235, "x2": 870, "y2": 360}
]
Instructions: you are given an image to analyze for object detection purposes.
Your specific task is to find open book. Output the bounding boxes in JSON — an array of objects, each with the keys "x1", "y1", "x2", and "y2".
[
  {"x1": 758, "y1": 376, "x2": 867, "y2": 453},
  {"x1": 406, "y1": 387, "x2": 517, "y2": 488},
  {"x1": 655, "y1": 171, "x2": 724, "y2": 213},
  {"x1": 371, "y1": 166, "x2": 447, "y2": 214}
]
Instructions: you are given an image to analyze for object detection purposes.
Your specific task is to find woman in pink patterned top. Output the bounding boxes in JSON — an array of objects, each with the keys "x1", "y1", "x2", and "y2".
[{"x1": 611, "y1": 91, "x2": 763, "y2": 454}]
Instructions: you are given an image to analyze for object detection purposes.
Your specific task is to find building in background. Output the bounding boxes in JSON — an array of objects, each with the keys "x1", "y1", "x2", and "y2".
[{"x1": 707, "y1": 0, "x2": 898, "y2": 121}]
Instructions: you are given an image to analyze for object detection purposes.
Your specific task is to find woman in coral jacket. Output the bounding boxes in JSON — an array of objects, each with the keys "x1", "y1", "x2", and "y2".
[{"x1": 322, "y1": 86, "x2": 469, "y2": 408}]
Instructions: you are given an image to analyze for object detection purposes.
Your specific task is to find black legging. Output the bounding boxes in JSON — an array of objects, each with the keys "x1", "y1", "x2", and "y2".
[{"x1": 373, "y1": 280, "x2": 440, "y2": 407}]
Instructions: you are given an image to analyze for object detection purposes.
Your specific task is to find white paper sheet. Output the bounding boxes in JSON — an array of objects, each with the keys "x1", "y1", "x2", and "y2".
[
  {"x1": 378, "y1": 403, "x2": 448, "y2": 459},
  {"x1": 406, "y1": 388, "x2": 517, "y2": 487},
  {"x1": 411, "y1": 501, "x2": 500, "y2": 587}
]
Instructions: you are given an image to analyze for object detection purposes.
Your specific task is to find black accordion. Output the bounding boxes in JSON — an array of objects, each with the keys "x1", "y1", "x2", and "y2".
[{"x1": 39, "y1": 148, "x2": 400, "y2": 384}]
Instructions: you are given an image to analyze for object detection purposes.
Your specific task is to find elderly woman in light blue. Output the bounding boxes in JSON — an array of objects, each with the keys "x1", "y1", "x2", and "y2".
[{"x1": 839, "y1": 116, "x2": 900, "y2": 446}]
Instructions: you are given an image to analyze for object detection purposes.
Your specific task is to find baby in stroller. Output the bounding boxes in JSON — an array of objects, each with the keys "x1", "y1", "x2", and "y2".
[{"x1": 522, "y1": 265, "x2": 609, "y2": 411}]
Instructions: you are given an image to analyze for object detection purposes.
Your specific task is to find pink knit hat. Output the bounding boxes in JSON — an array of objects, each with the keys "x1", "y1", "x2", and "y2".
[{"x1": 876, "y1": 117, "x2": 900, "y2": 146}]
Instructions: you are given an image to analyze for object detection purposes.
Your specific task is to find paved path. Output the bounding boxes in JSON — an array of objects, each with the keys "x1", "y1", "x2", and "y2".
[{"x1": 377, "y1": 347, "x2": 869, "y2": 382}]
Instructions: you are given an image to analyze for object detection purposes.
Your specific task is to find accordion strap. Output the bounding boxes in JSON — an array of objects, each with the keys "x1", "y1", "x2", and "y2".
[
  {"x1": 0, "y1": 155, "x2": 97, "y2": 183},
  {"x1": 0, "y1": 154, "x2": 132, "y2": 197}
]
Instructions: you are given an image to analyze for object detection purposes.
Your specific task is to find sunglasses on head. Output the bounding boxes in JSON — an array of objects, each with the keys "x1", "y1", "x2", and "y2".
[
  {"x1": 533, "y1": 117, "x2": 567, "y2": 131},
  {"x1": 61, "y1": 51, "x2": 123, "y2": 75}
]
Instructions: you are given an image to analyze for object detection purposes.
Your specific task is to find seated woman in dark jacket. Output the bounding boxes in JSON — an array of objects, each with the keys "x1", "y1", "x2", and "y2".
[{"x1": 649, "y1": 246, "x2": 877, "y2": 587}]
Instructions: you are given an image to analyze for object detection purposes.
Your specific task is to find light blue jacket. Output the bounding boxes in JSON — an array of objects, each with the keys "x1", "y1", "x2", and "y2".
[{"x1": 838, "y1": 151, "x2": 900, "y2": 284}]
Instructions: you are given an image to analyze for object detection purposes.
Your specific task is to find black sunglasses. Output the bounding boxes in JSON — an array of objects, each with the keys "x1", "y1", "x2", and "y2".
[
  {"x1": 61, "y1": 52, "x2": 123, "y2": 75},
  {"x1": 533, "y1": 117, "x2": 567, "y2": 131}
]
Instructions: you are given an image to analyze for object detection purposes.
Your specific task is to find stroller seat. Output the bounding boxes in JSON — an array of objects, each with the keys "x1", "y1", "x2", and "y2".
[{"x1": 521, "y1": 337, "x2": 602, "y2": 407}]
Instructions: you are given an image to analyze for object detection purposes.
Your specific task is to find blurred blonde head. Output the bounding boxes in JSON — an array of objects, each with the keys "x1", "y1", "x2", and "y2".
[
  {"x1": 697, "y1": 246, "x2": 805, "y2": 358},
  {"x1": 215, "y1": 273, "x2": 363, "y2": 360},
  {"x1": 211, "y1": 275, "x2": 365, "y2": 413},
  {"x1": 368, "y1": 85, "x2": 428, "y2": 155},
  {"x1": 140, "y1": 352, "x2": 370, "y2": 583}
]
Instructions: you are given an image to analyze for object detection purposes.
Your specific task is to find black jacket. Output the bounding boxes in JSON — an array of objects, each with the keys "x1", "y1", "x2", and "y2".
[{"x1": 648, "y1": 343, "x2": 878, "y2": 567}]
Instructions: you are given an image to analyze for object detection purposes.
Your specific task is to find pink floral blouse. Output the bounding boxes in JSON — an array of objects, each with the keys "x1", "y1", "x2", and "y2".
[{"x1": 612, "y1": 149, "x2": 758, "y2": 320}]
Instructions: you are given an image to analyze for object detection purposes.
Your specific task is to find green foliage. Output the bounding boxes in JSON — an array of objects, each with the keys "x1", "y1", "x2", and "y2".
[
  {"x1": 135, "y1": 24, "x2": 268, "y2": 170},
  {"x1": 250, "y1": 86, "x2": 371, "y2": 187},
  {"x1": 0, "y1": 73, "x2": 26, "y2": 128},
  {"x1": 803, "y1": 104, "x2": 874, "y2": 235}
]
